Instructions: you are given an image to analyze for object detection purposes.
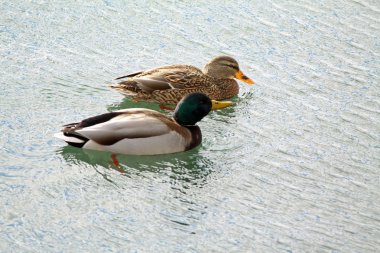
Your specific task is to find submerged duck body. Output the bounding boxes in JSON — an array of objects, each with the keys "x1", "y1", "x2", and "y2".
[
  {"x1": 54, "y1": 93, "x2": 232, "y2": 155},
  {"x1": 110, "y1": 56, "x2": 254, "y2": 104}
]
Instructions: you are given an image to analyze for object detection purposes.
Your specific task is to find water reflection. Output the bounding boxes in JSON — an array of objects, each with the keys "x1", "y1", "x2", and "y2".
[
  {"x1": 107, "y1": 92, "x2": 242, "y2": 117},
  {"x1": 107, "y1": 96, "x2": 167, "y2": 112},
  {"x1": 56, "y1": 145, "x2": 214, "y2": 187}
]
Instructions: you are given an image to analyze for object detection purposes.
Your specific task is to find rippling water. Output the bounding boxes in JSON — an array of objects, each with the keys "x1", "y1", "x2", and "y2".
[{"x1": 1, "y1": 0, "x2": 379, "y2": 252}]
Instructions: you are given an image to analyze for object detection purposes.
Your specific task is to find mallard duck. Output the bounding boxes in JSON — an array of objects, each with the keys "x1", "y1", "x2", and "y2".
[
  {"x1": 110, "y1": 56, "x2": 254, "y2": 104},
  {"x1": 54, "y1": 93, "x2": 232, "y2": 155}
]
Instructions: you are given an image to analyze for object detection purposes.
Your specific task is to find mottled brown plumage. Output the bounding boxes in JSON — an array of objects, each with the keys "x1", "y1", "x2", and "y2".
[{"x1": 110, "y1": 56, "x2": 254, "y2": 104}]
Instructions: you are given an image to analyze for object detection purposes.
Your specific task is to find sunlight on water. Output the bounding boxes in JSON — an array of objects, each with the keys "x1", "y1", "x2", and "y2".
[{"x1": 1, "y1": 0, "x2": 379, "y2": 252}]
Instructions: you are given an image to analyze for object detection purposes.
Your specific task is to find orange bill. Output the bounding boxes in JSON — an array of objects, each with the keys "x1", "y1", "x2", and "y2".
[{"x1": 235, "y1": 70, "x2": 254, "y2": 84}]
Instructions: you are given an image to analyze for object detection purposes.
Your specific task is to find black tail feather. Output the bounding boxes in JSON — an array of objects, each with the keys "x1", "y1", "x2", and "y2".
[
  {"x1": 115, "y1": 71, "x2": 143, "y2": 80},
  {"x1": 63, "y1": 132, "x2": 89, "y2": 148}
]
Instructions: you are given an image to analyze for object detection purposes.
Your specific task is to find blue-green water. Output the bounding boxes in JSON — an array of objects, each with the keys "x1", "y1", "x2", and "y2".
[{"x1": 1, "y1": 0, "x2": 379, "y2": 252}]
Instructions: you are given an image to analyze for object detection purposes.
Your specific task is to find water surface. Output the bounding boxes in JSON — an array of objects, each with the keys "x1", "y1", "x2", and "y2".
[{"x1": 1, "y1": 0, "x2": 379, "y2": 252}]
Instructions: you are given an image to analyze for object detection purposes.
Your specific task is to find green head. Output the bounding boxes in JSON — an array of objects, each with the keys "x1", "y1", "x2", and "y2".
[
  {"x1": 173, "y1": 93, "x2": 233, "y2": 125},
  {"x1": 174, "y1": 93, "x2": 212, "y2": 126}
]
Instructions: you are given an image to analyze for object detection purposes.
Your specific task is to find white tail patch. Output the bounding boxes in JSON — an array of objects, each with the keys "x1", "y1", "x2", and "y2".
[{"x1": 53, "y1": 132, "x2": 85, "y2": 143}]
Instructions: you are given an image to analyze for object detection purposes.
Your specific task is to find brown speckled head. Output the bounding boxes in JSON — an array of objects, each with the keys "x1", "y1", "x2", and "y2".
[
  {"x1": 203, "y1": 56, "x2": 254, "y2": 84},
  {"x1": 203, "y1": 56, "x2": 239, "y2": 78}
]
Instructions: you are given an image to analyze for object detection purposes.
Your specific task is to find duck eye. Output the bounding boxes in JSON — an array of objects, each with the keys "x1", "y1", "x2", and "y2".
[
  {"x1": 228, "y1": 64, "x2": 239, "y2": 70},
  {"x1": 221, "y1": 63, "x2": 239, "y2": 70}
]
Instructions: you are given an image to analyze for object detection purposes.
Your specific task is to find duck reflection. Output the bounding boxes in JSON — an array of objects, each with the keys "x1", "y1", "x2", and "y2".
[
  {"x1": 107, "y1": 94, "x2": 240, "y2": 117},
  {"x1": 56, "y1": 145, "x2": 214, "y2": 188},
  {"x1": 107, "y1": 96, "x2": 168, "y2": 112}
]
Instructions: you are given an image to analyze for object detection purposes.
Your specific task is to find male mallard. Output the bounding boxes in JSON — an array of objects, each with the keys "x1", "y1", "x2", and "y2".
[
  {"x1": 54, "y1": 93, "x2": 232, "y2": 155},
  {"x1": 110, "y1": 56, "x2": 254, "y2": 104}
]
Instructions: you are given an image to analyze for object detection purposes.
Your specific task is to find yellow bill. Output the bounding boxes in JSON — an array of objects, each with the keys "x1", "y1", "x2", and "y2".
[{"x1": 211, "y1": 100, "x2": 233, "y2": 110}]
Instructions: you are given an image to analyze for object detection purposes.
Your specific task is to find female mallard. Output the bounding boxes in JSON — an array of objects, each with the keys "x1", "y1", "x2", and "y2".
[
  {"x1": 54, "y1": 93, "x2": 232, "y2": 155},
  {"x1": 110, "y1": 56, "x2": 254, "y2": 104}
]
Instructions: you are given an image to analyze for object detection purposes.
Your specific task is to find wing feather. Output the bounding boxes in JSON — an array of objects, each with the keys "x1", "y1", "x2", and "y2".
[
  {"x1": 76, "y1": 111, "x2": 172, "y2": 145},
  {"x1": 134, "y1": 77, "x2": 173, "y2": 92},
  {"x1": 115, "y1": 70, "x2": 144, "y2": 80},
  {"x1": 113, "y1": 64, "x2": 204, "y2": 93}
]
